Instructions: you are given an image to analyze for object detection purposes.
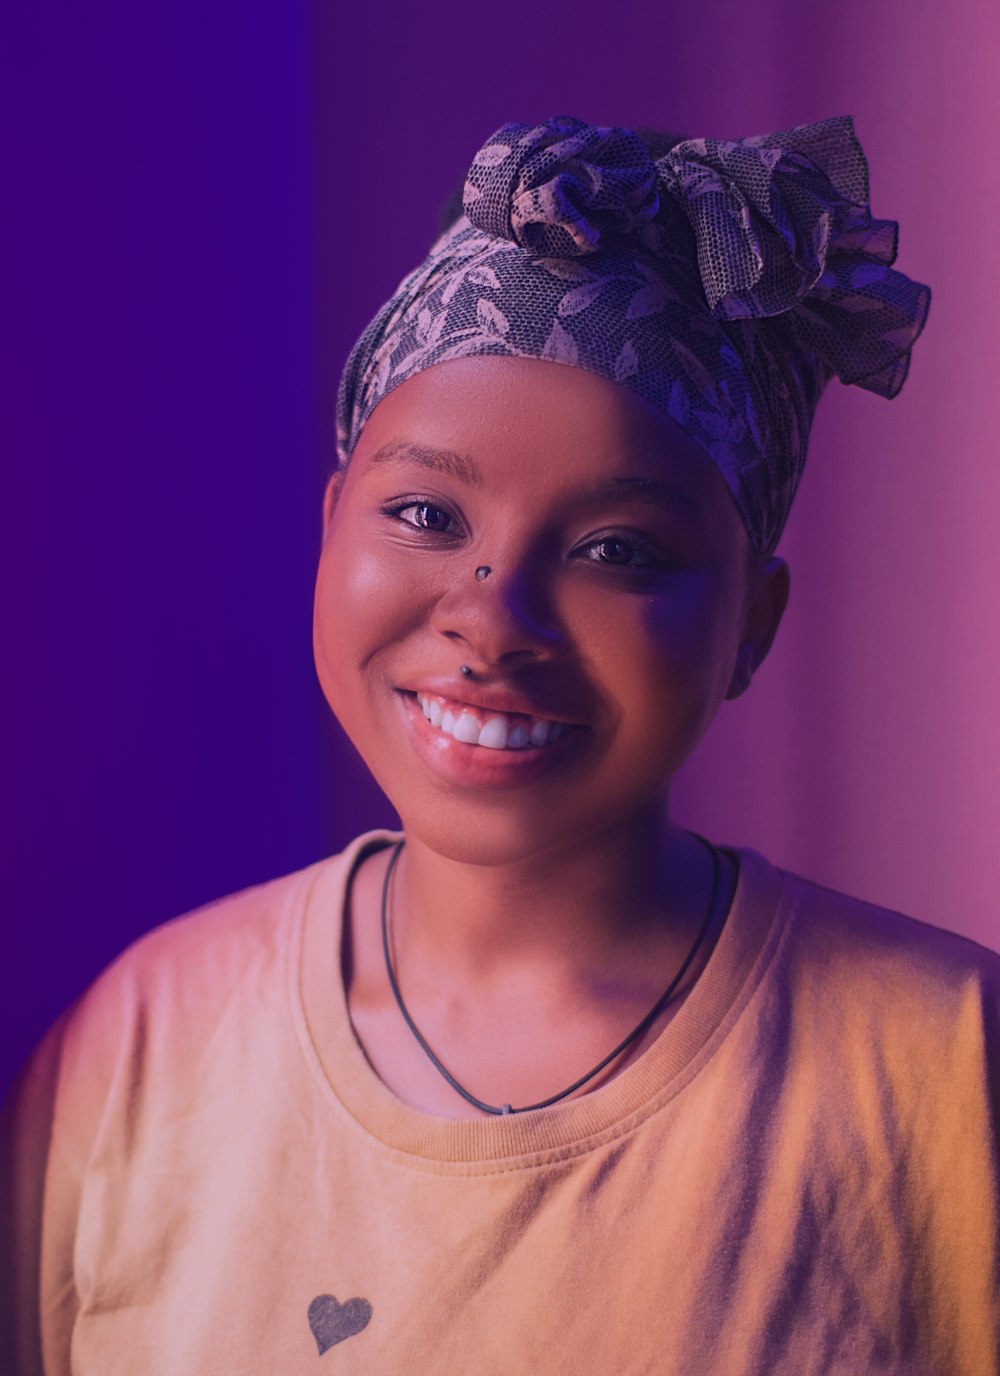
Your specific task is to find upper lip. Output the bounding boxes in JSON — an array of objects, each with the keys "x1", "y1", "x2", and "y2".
[{"x1": 399, "y1": 678, "x2": 585, "y2": 725}]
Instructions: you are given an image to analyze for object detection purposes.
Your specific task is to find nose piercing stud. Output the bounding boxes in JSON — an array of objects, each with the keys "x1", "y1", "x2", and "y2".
[{"x1": 460, "y1": 664, "x2": 473, "y2": 678}]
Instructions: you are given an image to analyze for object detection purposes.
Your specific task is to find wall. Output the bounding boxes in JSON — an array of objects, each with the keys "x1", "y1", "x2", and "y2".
[{"x1": 3, "y1": 2, "x2": 323, "y2": 1096}]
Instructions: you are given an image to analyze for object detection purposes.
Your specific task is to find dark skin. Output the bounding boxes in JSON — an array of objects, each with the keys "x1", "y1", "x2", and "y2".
[{"x1": 314, "y1": 356, "x2": 789, "y2": 1117}]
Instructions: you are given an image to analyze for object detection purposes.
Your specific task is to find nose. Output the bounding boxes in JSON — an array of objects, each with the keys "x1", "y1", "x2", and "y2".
[{"x1": 430, "y1": 560, "x2": 567, "y2": 670}]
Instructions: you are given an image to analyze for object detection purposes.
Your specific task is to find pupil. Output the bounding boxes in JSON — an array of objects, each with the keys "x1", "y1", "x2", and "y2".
[
  {"x1": 601, "y1": 537, "x2": 630, "y2": 563},
  {"x1": 419, "y1": 504, "x2": 445, "y2": 529}
]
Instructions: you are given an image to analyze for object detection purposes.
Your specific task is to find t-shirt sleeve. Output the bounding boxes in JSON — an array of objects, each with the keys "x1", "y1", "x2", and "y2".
[
  {"x1": 0, "y1": 968, "x2": 133, "y2": 1376},
  {"x1": 1, "y1": 1008, "x2": 77, "y2": 1376}
]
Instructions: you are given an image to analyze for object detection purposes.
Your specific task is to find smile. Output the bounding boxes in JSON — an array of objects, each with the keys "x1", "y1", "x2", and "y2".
[
  {"x1": 415, "y1": 692, "x2": 571, "y2": 751},
  {"x1": 396, "y1": 690, "x2": 588, "y2": 791}
]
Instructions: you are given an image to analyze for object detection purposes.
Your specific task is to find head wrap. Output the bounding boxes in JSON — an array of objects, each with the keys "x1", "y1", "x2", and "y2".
[{"x1": 335, "y1": 114, "x2": 930, "y2": 557}]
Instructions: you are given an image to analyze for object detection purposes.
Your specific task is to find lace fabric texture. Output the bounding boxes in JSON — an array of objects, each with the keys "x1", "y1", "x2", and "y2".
[{"x1": 336, "y1": 115, "x2": 930, "y2": 557}]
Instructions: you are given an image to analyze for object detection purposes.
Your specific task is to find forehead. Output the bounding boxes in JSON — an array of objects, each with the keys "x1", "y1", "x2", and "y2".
[{"x1": 352, "y1": 355, "x2": 742, "y2": 524}]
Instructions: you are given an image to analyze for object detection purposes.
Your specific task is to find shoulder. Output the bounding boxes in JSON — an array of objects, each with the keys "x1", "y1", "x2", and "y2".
[
  {"x1": 5, "y1": 831, "x2": 390, "y2": 1132},
  {"x1": 781, "y1": 862, "x2": 999, "y2": 978},
  {"x1": 746, "y1": 852, "x2": 1000, "y2": 1043},
  {"x1": 79, "y1": 828, "x2": 400, "y2": 1015},
  {"x1": 723, "y1": 851, "x2": 1000, "y2": 1165},
  {"x1": 70, "y1": 856, "x2": 321, "y2": 1039},
  {"x1": 3, "y1": 874, "x2": 294, "y2": 1147}
]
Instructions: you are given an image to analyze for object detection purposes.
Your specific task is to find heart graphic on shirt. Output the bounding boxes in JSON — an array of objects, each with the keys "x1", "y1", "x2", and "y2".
[{"x1": 308, "y1": 1294, "x2": 373, "y2": 1354}]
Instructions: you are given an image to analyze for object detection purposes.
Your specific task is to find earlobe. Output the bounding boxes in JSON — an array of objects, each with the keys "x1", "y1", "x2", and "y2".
[
  {"x1": 725, "y1": 556, "x2": 791, "y2": 700},
  {"x1": 725, "y1": 644, "x2": 755, "y2": 700}
]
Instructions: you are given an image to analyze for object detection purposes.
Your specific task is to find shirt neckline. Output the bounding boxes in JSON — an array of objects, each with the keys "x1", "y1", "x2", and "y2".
[{"x1": 292, "y1": 829, "x2": 786, "y2": 1168}]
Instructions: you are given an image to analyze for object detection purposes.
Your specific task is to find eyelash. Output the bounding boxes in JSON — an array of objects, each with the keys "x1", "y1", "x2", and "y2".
[{"x1": 379, "y1": 498, "x2": 666, "y2": 571}]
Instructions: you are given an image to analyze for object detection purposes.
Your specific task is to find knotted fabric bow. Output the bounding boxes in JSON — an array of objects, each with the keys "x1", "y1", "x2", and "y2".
[{"x1": 336, "y1": 114, "x2": 930, "y2": 557}]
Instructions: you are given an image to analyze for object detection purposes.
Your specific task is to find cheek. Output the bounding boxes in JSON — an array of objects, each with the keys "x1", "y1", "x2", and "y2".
[
  {"x1": 313, "y1": 538, "x2": 406, "y2": 705},
  {"x1": 648, "y1": 588, "x2": 734, "y2": 677},
  {"x1": 586, "y1": 578, "x2": 740, "y2": 735}
]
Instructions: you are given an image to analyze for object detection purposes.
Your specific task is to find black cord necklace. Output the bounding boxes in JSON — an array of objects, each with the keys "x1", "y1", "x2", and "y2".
[{"x1": 380, "y1": 835, "x2": 722, "y2": 1116}]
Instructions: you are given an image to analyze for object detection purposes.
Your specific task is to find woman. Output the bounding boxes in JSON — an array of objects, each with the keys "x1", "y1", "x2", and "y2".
[{"x1": 4, "y1": 114, "x2": 997, "y2": 1375}]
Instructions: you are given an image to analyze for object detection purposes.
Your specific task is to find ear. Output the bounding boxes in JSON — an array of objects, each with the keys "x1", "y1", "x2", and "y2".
[
  {"x1": 725, "y1": 556, "x2": 790, "y2": 700},
  {"x1": 321, "y1": 469, "x2": 346, "y2": 543}
]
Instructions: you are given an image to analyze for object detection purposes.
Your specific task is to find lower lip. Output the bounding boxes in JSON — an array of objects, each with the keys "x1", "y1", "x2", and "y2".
[{"x1": 396, "y1": 692, "x2": 589, "y2": 790}]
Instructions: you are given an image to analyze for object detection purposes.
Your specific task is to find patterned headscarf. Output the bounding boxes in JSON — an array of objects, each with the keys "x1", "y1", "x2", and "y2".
[{"x1": 335, "y1": 115, "x2": 930, "y2": 557}]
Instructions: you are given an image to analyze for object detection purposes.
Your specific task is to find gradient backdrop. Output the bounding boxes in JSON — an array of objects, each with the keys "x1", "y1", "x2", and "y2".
[{"x1": 4, "y1": 0, "x2": 998, "y2": 1099}]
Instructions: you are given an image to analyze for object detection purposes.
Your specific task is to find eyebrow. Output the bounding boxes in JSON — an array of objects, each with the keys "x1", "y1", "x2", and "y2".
[
  {"x1": 363, "y1": 442, "x2": 701, "y2": 518},
  {"x1": 584, "y1": 476, "x2": 702, "y2": 520},
  {"x1": 362, "y1": 442, "x2": 483, "y2": 486}
]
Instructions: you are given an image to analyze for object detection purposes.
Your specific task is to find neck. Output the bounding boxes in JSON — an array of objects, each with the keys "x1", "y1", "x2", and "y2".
[{"x1": 387, "y1": 801, "x2": 711, "y2": 997}]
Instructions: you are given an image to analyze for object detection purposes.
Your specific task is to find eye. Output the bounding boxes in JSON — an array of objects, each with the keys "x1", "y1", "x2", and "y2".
[
  {"x1": 579, "y1": 533, "x2": 660, "y2": 569},
  {"x1": 382, "y1": 499, "x2": 459, "y2": 535}
]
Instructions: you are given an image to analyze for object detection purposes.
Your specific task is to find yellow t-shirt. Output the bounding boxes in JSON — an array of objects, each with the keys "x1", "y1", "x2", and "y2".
[{"x1": 2, "y1": 829, "x2": 998, "y2": 1375}]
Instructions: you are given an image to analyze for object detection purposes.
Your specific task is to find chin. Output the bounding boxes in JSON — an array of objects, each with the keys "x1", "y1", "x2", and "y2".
[{"x1": 395, "y1": 789, "x2": 669, "y2": 872}]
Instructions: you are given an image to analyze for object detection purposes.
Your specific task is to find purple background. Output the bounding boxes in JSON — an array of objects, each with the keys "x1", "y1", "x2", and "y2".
[{"x1": 4, "y1": 0, "x2": 999, "y2": 1100}]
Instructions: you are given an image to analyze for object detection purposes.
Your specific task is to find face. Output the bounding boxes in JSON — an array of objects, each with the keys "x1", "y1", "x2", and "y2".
[{"x1": 313, "y1": 356, "x2": 787, "y2": 867}]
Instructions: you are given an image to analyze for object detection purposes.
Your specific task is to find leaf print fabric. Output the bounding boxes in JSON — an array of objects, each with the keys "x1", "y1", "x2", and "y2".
[
  {"x1": 541, "y1": 319, "x2": 579, "y2": 367},
  {"x1": 335, "y1": 114, "x2": 930, "y2": 557},
  {"x1": 614, "y1": 340, "x2": 639, "y2": 383},
  {"x1": 475, "y1": 300, "x2": 510, "y2": 337}
]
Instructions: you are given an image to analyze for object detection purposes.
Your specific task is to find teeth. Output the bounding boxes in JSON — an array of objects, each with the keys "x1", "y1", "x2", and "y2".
[
  {"x1": 453, "y1": 712, "x2": 481, "y2": 744},
  {"x1": 478, "y1": 717, "x2": 509, "y2": 750},
  {"x1": 414, "y1": 693, "x2": 572, "y2": 752},
  {"x1": 529, "y1": 719, "x2": 550, "y2": 747}
]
